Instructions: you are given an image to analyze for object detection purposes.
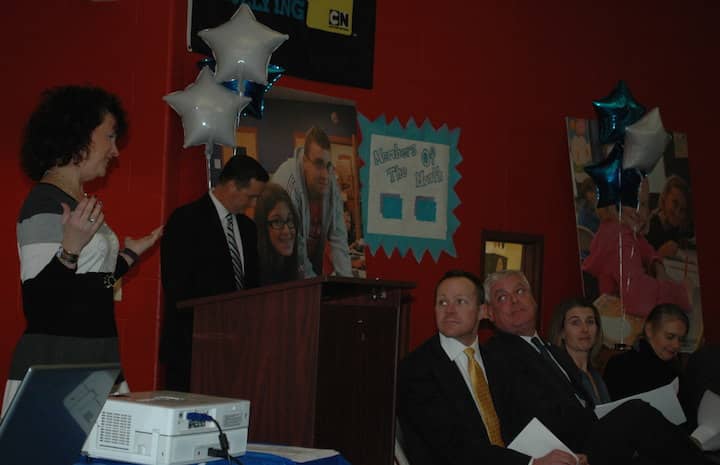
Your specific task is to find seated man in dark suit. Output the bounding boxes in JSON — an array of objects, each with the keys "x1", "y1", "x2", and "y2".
[
  {"x1": 483, "y1": 269, "x2": 709, "y2": 465},
  {"x1": 397, "y1": 270, "x2": 584, "y2": 465}
]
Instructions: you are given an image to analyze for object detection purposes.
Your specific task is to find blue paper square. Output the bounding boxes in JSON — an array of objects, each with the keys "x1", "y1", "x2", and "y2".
[
  {"x1": 380, "y1": 193, "x2": 403, "y2": 219},
  {"x1": 415, "y1": 196, "x2": 437, "y2": 222}
]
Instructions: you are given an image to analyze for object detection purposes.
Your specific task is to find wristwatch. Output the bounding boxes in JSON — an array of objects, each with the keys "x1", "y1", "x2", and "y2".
[{"x1": 57, "y1": 246, "x2": 79, "y2": 265}]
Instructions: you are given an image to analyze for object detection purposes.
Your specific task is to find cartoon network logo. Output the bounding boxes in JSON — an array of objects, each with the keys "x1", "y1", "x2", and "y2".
[{"x1": 328, "y1": 9, "x2": 350, "y2": 30}]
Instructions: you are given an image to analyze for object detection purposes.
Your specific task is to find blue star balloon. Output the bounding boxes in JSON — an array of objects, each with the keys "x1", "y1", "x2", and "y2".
[
  {"x1": 592, "y1": 81, "x2": 646, "y2": 145},
  {"x1": 242, "y1": 64, "x2": 284, "y2": 119},
  {"x1": 196, "y1": 58, "x2": 283, "y2": 116},
  {"x1": 584, "y1": 144, "x2": 623, "y2": 208},
  {"x1": 585, "y1": 144, "x2": 647, "y2": 208}
]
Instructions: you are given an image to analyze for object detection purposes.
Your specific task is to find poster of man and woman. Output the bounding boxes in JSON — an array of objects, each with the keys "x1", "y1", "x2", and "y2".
[{"x1": 215, "y1": 95, "x2": 366, "y2": 279}]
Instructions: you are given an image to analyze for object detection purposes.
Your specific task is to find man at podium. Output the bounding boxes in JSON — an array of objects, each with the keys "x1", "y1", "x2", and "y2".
[{"x1": 160, "y1": 155, "x2": 268, "y2": 391}]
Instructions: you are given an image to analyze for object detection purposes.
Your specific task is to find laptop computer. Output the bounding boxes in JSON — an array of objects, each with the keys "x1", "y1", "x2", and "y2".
[{"x1": 0, "y1": 363, "x2": 120, "y2": 465}]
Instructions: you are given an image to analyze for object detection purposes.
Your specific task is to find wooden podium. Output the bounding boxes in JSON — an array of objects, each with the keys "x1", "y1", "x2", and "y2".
[{"x1": 178, "y1": 276, "x2": 414, "y2": 465}]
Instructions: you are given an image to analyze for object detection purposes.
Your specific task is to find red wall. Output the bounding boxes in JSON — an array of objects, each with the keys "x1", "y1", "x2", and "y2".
[
  {"x1": 1, "y1": 1, "x2": 718, "y2": 391},
  {"x1": 0, "y1": 1, "x2": 175, "y2": 389}
]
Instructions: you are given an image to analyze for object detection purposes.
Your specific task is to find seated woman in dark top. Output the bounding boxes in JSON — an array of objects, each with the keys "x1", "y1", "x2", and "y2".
[
  {"x1": 548, "y1": 297, "x2": 611, "y2": 404},
  {"x1": 604, "y1": 303, "x2": 688, "y2": 400},
  {"x1": 255, "y1": 182, "x2": 301, "y2": 285}
]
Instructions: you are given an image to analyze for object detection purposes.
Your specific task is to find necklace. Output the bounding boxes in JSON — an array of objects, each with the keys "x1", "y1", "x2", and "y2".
[{"x1": 41, "y1": 168, "x2": 85, "y2": 201}]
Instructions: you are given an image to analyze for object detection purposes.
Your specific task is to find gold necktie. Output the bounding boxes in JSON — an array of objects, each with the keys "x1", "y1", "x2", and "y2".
[{"x1": 464, "y1": 347, "x2": 505, "y2": 446}]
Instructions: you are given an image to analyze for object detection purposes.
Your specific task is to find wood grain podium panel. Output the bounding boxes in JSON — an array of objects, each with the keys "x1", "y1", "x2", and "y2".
[{"x1": 179, "y1": 276, "x2": 414, "y2": 465}]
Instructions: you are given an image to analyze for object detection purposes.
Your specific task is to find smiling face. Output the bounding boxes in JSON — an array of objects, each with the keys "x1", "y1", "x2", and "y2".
[
  {"x1": 662, "y1": 187, "x2": 688, "y2": 228},
  {"x1": 302, "y1": 141, "x2": 332, "y2": 198},
  {"x1": 486, "y1": 273, "x2": 537, "y2": 337},
  {"x1": 561, "y1": 306, "x2": 598, "y2": 355},
  {"x1": 435, "y1": 276, "x2": 482, "y2": 346},
  {"x1": 267, "y1": 200, "x2": 296, "y2": 257},
  {"x1": 77, "y1": 113, "x2": 119, "y2": 182},
  {"x1": 645, "y1": 317, "x2": 687, "y2": 361}
]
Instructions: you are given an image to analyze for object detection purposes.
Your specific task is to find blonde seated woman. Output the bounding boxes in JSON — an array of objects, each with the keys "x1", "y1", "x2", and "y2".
[
  {"x1": 548, "y1": 297, "x2": 611, "y2": 404},
  {"x1": 603, "y1": 303, "x2": 689, "y2": 401}
]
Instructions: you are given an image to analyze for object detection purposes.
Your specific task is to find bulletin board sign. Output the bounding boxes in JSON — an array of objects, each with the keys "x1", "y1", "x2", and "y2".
[{"x1": 358, "y1": 114, "x2": 462, "y2": 262}]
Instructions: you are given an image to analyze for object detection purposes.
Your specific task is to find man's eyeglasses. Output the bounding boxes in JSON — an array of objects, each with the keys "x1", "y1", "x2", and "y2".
[
  {"x1": 305, "y1": 156, "x2": 333, "y2": 171},
  {"x1": 268, "y1": 218, "x2": 296, "y2": 230}
]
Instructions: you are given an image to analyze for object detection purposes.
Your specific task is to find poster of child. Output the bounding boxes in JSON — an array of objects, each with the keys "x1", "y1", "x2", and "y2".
[{"x1": 566, "y1": 118, "x2": 703, "y2": 352}]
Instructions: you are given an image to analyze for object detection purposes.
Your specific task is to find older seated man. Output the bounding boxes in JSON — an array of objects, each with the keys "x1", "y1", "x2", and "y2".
[
  {"x1": 483, "y1": 269, "x2": 709, "y2": 465},
  {"x1": 397, "y1": 270, "x2": 584, "y2": 465}
]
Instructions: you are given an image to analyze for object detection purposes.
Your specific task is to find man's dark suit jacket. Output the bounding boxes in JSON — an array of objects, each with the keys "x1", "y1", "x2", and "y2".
[
  {"x1": 485, "y1": 331, "x2": 706, "y2": 465},
  {"x1": 397, "y1": 334, "x2": 530, "y2": 465},
  {"x1": 160, "y1": 193, "x2": 259, "y2": 391},
  {"x1": 484, "y1": 331, "x2": 597, "y2": 452}
]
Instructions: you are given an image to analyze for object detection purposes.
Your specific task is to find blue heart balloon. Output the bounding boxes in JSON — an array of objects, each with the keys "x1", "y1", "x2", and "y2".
[{"x1": 592, "y1": 81, "x2": 646, "y2": 145}]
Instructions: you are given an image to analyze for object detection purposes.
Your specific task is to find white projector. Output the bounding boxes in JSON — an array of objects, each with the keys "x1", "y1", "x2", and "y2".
[{"x1": 82, "y1": 391, "x2": 250, "y2": 465}]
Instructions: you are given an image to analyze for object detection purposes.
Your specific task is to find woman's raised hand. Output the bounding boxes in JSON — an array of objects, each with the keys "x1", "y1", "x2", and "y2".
[{"x1": 60, "y1": 196, "x2": 104, "y2": 254}]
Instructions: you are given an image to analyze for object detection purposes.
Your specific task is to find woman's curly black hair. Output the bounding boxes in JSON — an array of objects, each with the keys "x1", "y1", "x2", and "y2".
[{"x1": 20, "y1": 85, "x2": 128, "y2": 180}]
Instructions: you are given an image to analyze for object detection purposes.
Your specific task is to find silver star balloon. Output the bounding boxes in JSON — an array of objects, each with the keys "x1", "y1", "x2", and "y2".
[
  {"x1": 198, "y1": 4, "x2": 289, "y2": 85},
  {"x1": 622, "y1": 107, "x2": 669, "y2": 174},
  {"x1": 163, "y1": 67, "x2": 251, "y2": 148}
]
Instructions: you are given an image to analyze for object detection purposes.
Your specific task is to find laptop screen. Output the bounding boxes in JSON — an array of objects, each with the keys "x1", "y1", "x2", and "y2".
[{"x1": 0, "y1": 363, "x2": 120, "y2": 465}]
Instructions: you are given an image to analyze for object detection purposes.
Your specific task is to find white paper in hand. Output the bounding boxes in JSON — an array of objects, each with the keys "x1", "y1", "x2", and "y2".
[
  {"x1": 692, "y1": 390, "x2": 720, "y2": 451},
  {"x1": 594, "y1": 378, "x2": 686, "y2": 425},
  {"x1": 508, "y1": 417, "x2": 577, "y2": 461}
]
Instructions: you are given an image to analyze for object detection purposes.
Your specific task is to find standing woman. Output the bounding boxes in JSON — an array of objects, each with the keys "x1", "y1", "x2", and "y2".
[
  {"x1": 4, "y1": 86, "x2": 162, "y2": 414},
  {"x1": 254, "y1": 182, "x2": 301, "y2": 285},
  {"x1": 548, "y1": 298, "x2": 611, "y2": 404},
  {"x1": 603, "y1": 303, "x2": 689, "y2": 400}
]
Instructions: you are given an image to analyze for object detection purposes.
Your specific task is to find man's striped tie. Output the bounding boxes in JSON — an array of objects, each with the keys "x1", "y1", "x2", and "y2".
[{"x1": 225, "y1": 213, "x2": 244, "y2": 289}]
